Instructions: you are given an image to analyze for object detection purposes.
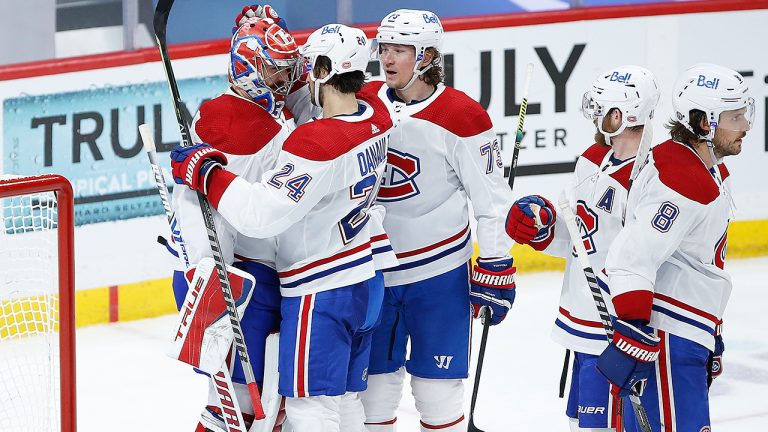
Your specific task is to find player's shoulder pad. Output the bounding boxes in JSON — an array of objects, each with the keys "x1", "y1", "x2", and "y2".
[
  {"x1": 412, "y1": 86, "x2": 493, "y2": 138},
  {"x1": 283, "y1": 102, "x2": 392, "y2": 162},
  {"x1": 579, "y1": 143, "x2": 610, "y2": 166},
  {"x1": 652, "y1": 139, "x2": 720, "y2": 205},
  {"x1": 195, "y1": 93, "x2": 282, "y2": 155}
]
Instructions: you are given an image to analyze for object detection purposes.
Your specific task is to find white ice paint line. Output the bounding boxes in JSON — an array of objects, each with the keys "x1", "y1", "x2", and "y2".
[{"x1": 509, "y1": 0, "x2": 571, "y2": 11}]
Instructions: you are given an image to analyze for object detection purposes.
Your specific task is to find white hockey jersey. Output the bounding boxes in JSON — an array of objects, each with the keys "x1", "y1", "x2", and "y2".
[
  {"x1": 605, "y1": 139, "x2": 731, "y2": 352},
  {"x1": 172, "y1": 88, "x2": 293, "y2": 268},
  {"x1": 536, "y1": 144, "x2": 634, "y2": 354},
  {"x1": 205, "y1": 87, "x2": 397, "y2": 297},
  {"x1": 369, "y1": 81, "x2": 514, "y2": 286}
]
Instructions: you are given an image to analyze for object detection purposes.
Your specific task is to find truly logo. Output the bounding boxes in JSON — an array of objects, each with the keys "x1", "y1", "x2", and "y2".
[
  {"x1": 609, "y1": 71, "x2": 631, "y2": 83},
  {"x1": 321, "y1": 25, "x2": 341, "y2": 35},
  {"x1": 697, "y1": 75, "x2": 719, "y2": 89},
  {"x1": 434, "y1": 355, "x2": 454, "y2": 369}
]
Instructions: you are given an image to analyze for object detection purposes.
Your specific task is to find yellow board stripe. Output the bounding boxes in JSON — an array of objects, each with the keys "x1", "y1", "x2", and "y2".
[{"x1": 2, "y1": 219, "x2": 764, "y2": 333}]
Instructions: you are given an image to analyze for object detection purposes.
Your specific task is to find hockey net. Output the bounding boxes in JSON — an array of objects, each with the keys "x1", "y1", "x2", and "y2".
[{"x1": 0, "y1": 174, "x2": 75, "y2": 432}]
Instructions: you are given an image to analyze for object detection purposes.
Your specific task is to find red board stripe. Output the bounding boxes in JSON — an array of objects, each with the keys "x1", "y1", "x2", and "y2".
[
  {"x1": 109, "y1": 285, "x2": 119, "y2": 323},
  {"x1": 0, "y1": 0, "x2": 765, "y2": 81}
]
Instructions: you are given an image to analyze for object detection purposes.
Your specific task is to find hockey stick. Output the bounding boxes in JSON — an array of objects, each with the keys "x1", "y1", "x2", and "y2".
[
  {"x1": 507, "y1": 62, "x2": 534, "y2": 190},
  {"x1": 557, "y1": 197, "x2": 652, "y2": 432},
  {"x1": 139, "y1": 124, "x2": 250, "y2": 431},
  {"x1": 622, "y1": 118, "x2": 654, "y2": 224},
  {"x1": 152, "y1": 0, "x2": 265, "y2": 420},
  {"x1": 468, "y1": 63, "x2": 535, "y2": 432}
]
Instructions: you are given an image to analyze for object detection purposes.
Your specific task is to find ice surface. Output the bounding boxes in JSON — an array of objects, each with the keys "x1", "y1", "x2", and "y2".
[{"x1": 76, "y1": 258, "x2": 768, "y2": 431}]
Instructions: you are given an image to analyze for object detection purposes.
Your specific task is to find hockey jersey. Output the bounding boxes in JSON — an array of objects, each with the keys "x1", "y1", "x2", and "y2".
[
  {"x1": 541, "y1": 144, "x2": 632, "y2": 355},
  {"x1": 605, "y1": 139, "x2": 731, "y2": 352},
  {"x1": 205, "y1": 87, "x2": 397, "y2": 296},
  {"x1": 370, "y1": 81, "x2": 514, "y2": 286},
  {"x1": 172, "y1": 88, "x2": 293, "y2": 268}
]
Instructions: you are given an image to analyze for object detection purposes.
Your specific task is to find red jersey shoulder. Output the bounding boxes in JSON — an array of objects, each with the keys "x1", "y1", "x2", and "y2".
[
  {"x1": 195, "y1": 93, "x2": 281, "y2": 155},
  {"x1": 284, "y1": 114, "x2": 389, "y2": 162},
  {"x1": 580, "y1": 143, "x2": 610, "y2": 166},
  {"x1": 652, "y1": 139, "x2": 719, "y2": 205},
  {"x1": 412, "y1": 86, "x2": 493, "y2": 138},
  {"x1": 360, "y1": 80, "x2": 386, "y2": 98}
]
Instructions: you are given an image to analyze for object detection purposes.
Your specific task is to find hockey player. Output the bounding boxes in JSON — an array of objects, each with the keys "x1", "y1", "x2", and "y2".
[
  {"x1": 169, "y1": 15, "x2": 306, "y2": 431},
  {"x1": 505, "y1": 66, "x2": 660, "y2": 431},
  {"x1": 360, "y1": 10, "x2": 517, "y2": 432},
  {"x1": 171, "y1": 23, "x2": 396, "y2": 432},
  {"x1": 597, "y1": 64, "x2": 753, "y2": 432}
]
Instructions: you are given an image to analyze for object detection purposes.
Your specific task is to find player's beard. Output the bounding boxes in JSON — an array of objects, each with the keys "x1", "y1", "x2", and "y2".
[{"x1": 713, "y1": 130, "x2": 746, "y2": 159}]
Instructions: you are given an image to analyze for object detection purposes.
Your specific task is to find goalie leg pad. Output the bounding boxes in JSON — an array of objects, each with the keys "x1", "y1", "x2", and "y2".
[
  {"x1": 411, "y1": 377, "x2": 465, "y2": 432},
  {"x1": 361, "y1": 368, "x2": 405, "y2": 426},
  {"x1": 168, "y1": 257, "x2": 256, "y2": 373}
]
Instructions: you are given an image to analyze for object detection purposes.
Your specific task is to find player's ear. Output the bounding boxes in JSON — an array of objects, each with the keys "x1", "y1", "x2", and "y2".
[
  {"x1": 699, "y1": 115, "x2": 710, "y2": 134},
  {"x1": 420, "y1": 49, "x2": 434, "y2": 68}
]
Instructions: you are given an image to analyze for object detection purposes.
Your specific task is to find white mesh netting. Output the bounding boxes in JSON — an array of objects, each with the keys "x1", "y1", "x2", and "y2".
[{"x1": 0, "y1": 175, "x2": 62, "y2": 431}]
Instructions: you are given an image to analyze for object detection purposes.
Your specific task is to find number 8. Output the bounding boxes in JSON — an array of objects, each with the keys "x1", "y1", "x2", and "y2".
[{"x1": 651, "y1": 201, "x2": 679, "y2": 233}]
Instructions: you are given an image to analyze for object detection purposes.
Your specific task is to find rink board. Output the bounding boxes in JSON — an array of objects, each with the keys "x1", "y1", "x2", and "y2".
[{"x1": 0, "y1": 1, "x2": 766, "y2": 326}]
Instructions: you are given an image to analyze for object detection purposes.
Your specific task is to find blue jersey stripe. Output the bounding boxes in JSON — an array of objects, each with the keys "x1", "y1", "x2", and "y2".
[
  {"x1": 382, "y1": 232, "x2": 471, "y2": 273},
  {"x1": 281, "y1": 254, "x2": 373, "y2": 288},
  {"x1": 652, "y1": 305, "x2": 715, "y2": 335},
  {"x1": 554, "y1": 318, "x2": 609, "y2": 341}
]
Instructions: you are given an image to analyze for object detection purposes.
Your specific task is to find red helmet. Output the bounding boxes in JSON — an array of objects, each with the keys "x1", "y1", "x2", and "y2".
[{"x1": 229, "y1": 18, "x2": 300, "y2": 114}]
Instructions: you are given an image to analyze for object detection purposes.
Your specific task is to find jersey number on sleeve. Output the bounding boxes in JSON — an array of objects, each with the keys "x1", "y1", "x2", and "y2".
[
  {"x1": 480, "y1": 140, "x2": 503, "y2": 174},
  {"x1": 339, "y1": 173, "x2": 379, "y2": 244},
  {"x1": 651, "y1": 201, "x2": 679, "y2": 233},
  {"x1": 268, "y1": 163, "x2": 312, "y2": 202}
]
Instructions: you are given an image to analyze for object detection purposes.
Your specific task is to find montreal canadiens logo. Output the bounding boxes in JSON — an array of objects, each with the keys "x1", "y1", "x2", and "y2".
[
  {"x1": 377, "y1": 149, "x2": 421, "y2": 202},
  {"x1": 574, "y1": 200, "x2": 599, "y2": 255},
  {"x1": 714, "y1": 230, "x2": 727, "y2": 270}
]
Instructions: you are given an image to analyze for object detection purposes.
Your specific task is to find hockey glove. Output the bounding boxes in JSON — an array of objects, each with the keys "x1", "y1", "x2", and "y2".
[
  {"x1": 708, "y1": 332, "x2": 725, "y2": 387},
  {"x1": 170, "y1": 143, "x2": 228, "y2": 195},
  {"x1": 505, "y1": 195, "x2": 556, "y2": 250},
  {"x1": 233, "y1": 4, "x2": 288, "y2": 33},
  {"x1": 596, "y1": 319, "x2": 660, "y2": 397},
  {"x1": 470, "y1": 257, "x2": 516, "y2": 326}
]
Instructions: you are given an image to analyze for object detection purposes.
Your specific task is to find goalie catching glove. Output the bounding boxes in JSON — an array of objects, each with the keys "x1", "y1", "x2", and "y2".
[
  {"x1": 470, "y1": 257, "x2": 517, "y2": 326},
  {"x1": 596, "y1": 319, "x2": 660, "y2": 397}
]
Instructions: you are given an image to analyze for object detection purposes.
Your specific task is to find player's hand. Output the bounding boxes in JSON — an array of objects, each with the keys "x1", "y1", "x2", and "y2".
[
  {"x1": 470, "y1": 257, "x2": 516, "y2": 326},
  {"x1": 708, "y1": 333, "x2": 724, "y2": 386},
  {"x1": 506, "y1": 195, "x2": 556, "y2": 250},
  {"x1": 170, "y1": 143, "x2": 228, "y2": 195},
  {"x1": 233, "y1": 4, "x2": 287, "y2": 33},
  {"x1": 596, "y1": 319, "x2": 660, "y2": 397}
]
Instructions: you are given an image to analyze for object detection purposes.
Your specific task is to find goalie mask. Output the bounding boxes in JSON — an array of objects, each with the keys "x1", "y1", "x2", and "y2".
[
  {"x1": 229, "y1": 18, "x2": 301, "y2": 116},
  {"x1": 672, "y1": 63, "x2": 755, "y2": 141},
  {"x1": 376, "y1": 9, "x2": 443, "y2": 91},
  {"x1": 300, "y1": 24, "x2": 371, "y2": 106},
  {"x1": 582, "y1": 65, "x2": 660, "y2": 146}
]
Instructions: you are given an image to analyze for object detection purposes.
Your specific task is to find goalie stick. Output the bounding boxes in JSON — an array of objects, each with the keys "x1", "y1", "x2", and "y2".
[
  {"x1": 152, "y1": 0, "x2": 265, "y2": 420},
  {"x1": 557, "y1": 197, "x2": 652, "y2": 432},
  {"x1": 468, "y1": 62, "x2": 534, "y2": 432},
  {"x1": 139, "y1": 124, "x2": 250, "y2": 432}
]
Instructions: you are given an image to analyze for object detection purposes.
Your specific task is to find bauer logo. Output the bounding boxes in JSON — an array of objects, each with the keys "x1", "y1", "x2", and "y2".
[
  {"x1": 697, "y1": 75, "x2": 720, "y2": 89},
  {"x1": 321, "y1": 25, "x2": 341, "y2": 35},
  {"x1": 609, "y1": 71, "x2": 631, "y2": 83}
]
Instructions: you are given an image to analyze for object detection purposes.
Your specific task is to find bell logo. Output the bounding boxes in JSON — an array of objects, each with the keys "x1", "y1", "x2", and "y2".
[
  {"x1": 696, "y1": 75, "x2": 719, "y2": 89},
  {"x1": 609, "y1": 71, "x2": 631, "y2": 83},
  {"x1": 434, "y1": 355, "x2": 454, "y2": 369}
]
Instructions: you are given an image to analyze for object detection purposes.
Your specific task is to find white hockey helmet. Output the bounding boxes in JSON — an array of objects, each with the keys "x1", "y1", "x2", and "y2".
[
  {"x1": 376, "y1": 9, "x2": 444, "y2": 90},
  {"x1": 582, "y1": 65, "x2": 660, "y2": 143},
  {"x1": 672, "y1": 63, "x2": 754, "y2": 140},
  {"x1": 301, "y1": 24, "x2": 370, "y2": 105}
]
